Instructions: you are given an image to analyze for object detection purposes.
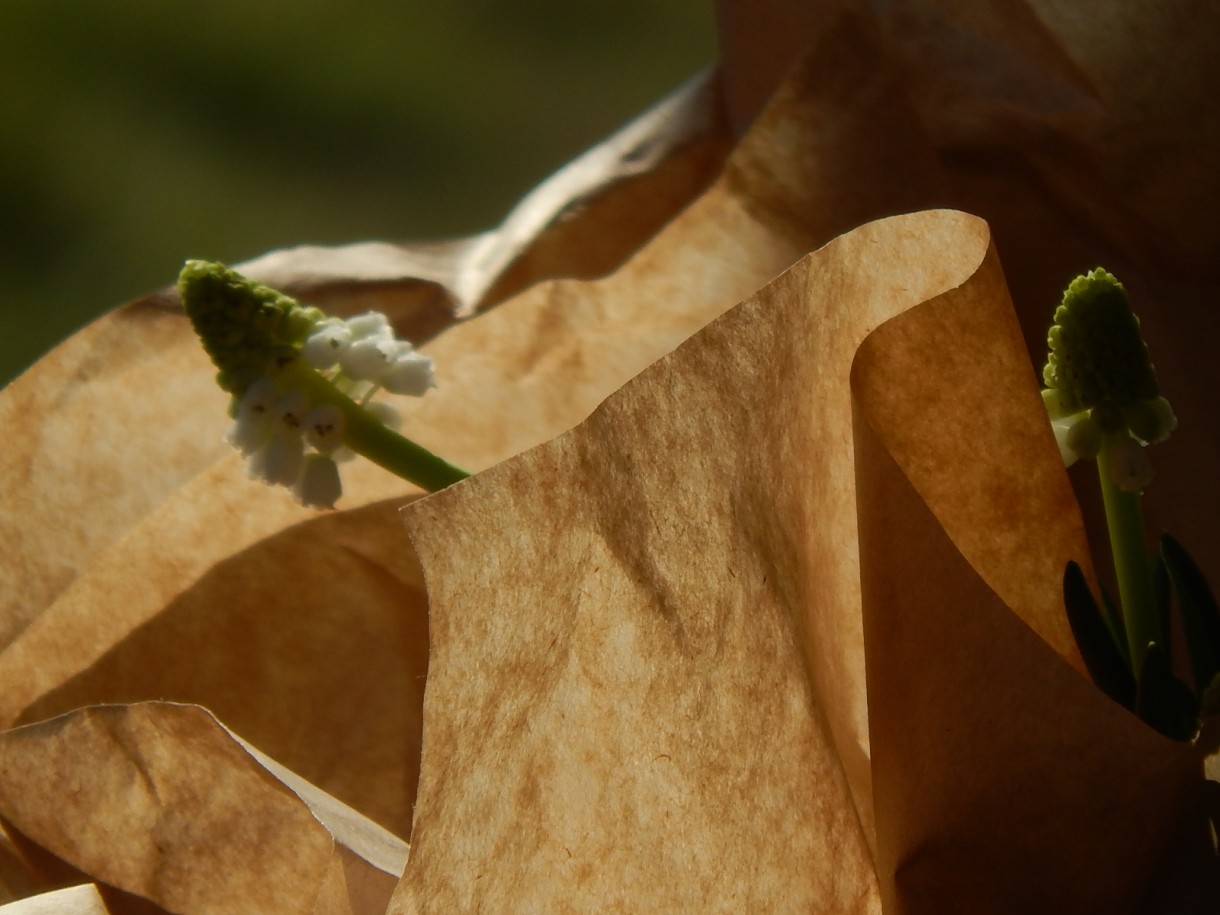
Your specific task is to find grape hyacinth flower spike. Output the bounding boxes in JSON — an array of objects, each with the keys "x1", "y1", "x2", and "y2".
[{"x1": 179, "y1": 260, "x2": 468, "y2": 508}]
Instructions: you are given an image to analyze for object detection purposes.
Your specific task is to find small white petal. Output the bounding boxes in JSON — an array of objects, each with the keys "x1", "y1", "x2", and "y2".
[
  {"x1": 1108, "y1": 436, "x2": 1154, "y2": 493},
  {"x1": 226, "y1": 415, "x2": 270, "y2": 456},
  {"x1": 303, "y1": 404, "x2": 345, "y2": 452},
  {"x1": 294, "y1": 453, "x2": 342, "y2": 509},
  {"x1": 249, "y1": 437, "x2": 305, "y2": 487},
  {"x1": 340, "y1": 338, "x2": 396, "y2": 379},
  {"x1": 380, "y1": 352, "x2": 435, "y2": 396},
  {"x1": 301, "y1": 320, "x2": 353, "y2": 369},
  {"x1": 1065, "y1": 412, "x2": 1102, "y2": 460},
  {"x1": 274, "y1": 390, "x2": 311, "y2": 434},
  {"x1": 237, "y1": 377, "x2": 281, "y2": 420},
  {"x1": 227, "y1": 377, "x2": 280, "y2": 454},
  {"x1": 1050, "y1": 418, "x2": 1079, "y2": 467},
  {"x1": 344, "y1": 312, "x2": 392, "y2": 340}
]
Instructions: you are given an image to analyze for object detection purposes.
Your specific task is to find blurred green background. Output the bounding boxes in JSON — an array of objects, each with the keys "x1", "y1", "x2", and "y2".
[{"x1": 0, "y1": 0, "x2": 716, "y2": 386}]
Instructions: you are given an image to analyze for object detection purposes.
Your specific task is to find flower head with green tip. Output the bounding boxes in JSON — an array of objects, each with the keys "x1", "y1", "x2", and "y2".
[
  {"x1": 178, "y1": 260, "x2": 468, "y2": 507},
  {"x1": 1041, "y1": 268, "x2": 1176, "y2": 490},
  {"x1": 1045, "y1": 267, "x2": 1182, "y2": 719}
]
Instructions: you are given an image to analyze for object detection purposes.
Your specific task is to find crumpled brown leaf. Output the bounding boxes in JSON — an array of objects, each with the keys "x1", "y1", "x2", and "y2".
[
  {"x1": 398, "y1": 209, "x2": 1212, "y2": 914},
  {"x1": 0, "y1": 702, "x2": 406, "y2": 914},
  {"x1": 0, "y1": 0, "x2": 1218, "y2": 912}
]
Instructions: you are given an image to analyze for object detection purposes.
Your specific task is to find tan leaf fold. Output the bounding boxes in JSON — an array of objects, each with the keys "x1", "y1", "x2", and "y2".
[
  {"x1": 0, "y1": 16, "x2": 926, "y2": 849},
  {"x1": 1, "y1": 1, "x2": 1218, "y2": 912},
  {"x1": 712, "y1": 0, "x2": 1220, "y2": 583},
  {"x1": 0, "y1": 68, "x2": 729, "y2": 655},
  {"x1": 394, "y1": 210, "x2": 1200, "y2": 913},
  {"x1": 0, "y1": 703, "x2": 407, "y2": 915}
]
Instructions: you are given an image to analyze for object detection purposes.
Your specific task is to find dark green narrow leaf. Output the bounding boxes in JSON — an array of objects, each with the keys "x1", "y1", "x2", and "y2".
[
  {"x1": 1136, "y1": 642, "x2": 1198, "y2": 741},
  {"x1": 1063, "y1": 561, "x2": 1136, "y2": 709},
  {"x1": 1160, "y1": 533, "x2": 1220, "y2": 694}
]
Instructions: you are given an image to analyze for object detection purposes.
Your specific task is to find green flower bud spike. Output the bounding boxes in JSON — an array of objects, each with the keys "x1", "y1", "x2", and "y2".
[
  {"x1": 179, "y1": 260, "x2": 469, "y2": 506},
  {"x1": 1043, "y1": 268, "x2": 1176, "y2": 695}
]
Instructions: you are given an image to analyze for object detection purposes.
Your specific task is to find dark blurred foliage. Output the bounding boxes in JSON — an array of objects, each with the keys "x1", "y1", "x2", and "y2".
[{"x1": 0, "y1": 0, "x2": 714, "y2": 384}]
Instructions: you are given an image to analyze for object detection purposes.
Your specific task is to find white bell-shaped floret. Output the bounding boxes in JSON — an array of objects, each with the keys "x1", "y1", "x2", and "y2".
[
  {"x1": 1065, "y1": 412, "x2": 1103, "y2": 460},
  {"x1": 249, "y1": 436, "x2": 305, "y2": 487},
  {"x1": 381, "y1": 351, "x2": 435, "y2": 396},
  {"x1": 226, "y1": 377, "x2": 280, "y2": 455},
  {"x1": 1108, "y1": 435, "x2": 1154, "y2": 493},
  {"x1": 294, "y1": 453, "x2": 342, "y2": 509},
  {"x1": 1050, "y1": 418, "x2": 1079, "y2": 467},
  {"x1": 303, "y1": 404, "x2": 345, "y2": 453},
  {"x1": 340, "y1": 337, "x2": 401, "y2": 380},
  {"x1": 274, "y1": 390, "x2": 312, "y2": 434},
  {"x1": 1125, "y1": 396, "x2": 1177, "y2": 445},
  {"x1": 301, "y1": 319, "x2": 353, "y2": 369},
  {"x1": 344, "y1": 312, "x2": 392, "y2": 340}
]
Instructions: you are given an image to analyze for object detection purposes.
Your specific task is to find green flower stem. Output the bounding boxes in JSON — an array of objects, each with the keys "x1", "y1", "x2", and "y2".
[
  {"x1": 1097, "y1": 433, "x2": 1160, "y2": 674},
  {"x1": 280, "y1": 361, "x2": 470, "y2": 492}
]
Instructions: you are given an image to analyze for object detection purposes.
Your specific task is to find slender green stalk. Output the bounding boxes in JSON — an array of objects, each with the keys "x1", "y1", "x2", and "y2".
[
  {"x1": 282, "y1": 361, "x2": 469, "y2": 492},
  {"x1": 1096, "y1": 433, "x2": 1160, "y2": 674}
]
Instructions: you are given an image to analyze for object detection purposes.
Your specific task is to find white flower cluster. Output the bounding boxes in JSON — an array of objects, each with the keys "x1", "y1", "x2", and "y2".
[
  {"x1": 1044, "y1": 390, "x2": 1176, "y2": 494},
  {"x1": 300, "y1": 312, "x2": 435, "y2": 397},
  {"x1": 227, "y1": 379, "x2": 346, "y2": 509},
  {"x1": 225, "y1": 311, "x2": 435, "y2": 509}
]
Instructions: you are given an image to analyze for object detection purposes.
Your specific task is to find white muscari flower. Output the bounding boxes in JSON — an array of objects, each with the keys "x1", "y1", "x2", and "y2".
[
  {"x1": 249, "y1": 436, "x2": 305, "y2": 487},
  {"x1": 273, "y1": 390, "x2": 312, "y2": 435},
  {"x1": 180, "y1": 260, "x2": 463, "y2": 508},
  {"x1": 294, "y1": 453, "x2": 342, "y2": 509},
  {"x1": 340, "y1": 336, "x2": 399, "y2": 380},
  {"x1": 344, "y1": 312, "x2": 392, "y2": 340},
  {"x1": 303, "y1": 405, "x2": 344, "y2": 453},
  {"x1": 1065, "y1": 412, "x2": 1102, "y2": 460},
  {"x1": 1051, "y1": 416, "x2": 1080, "y2": 466},
  {"x1": 382, "y1": 351, "x2": 435, "y2": 396},
  {"x1": 1108, "y1": 435, "x2": 1154, "y2": 493},
  {"x1": 226, "y1": 377, "x2": 280, "y2": 455},
  {"x1": 301, "y1": 319, "x2": 352, "y2": 369}
]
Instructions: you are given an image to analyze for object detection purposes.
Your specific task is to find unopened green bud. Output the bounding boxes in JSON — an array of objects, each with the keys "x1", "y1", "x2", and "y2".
[
  {"x1": 178, "y1": 260, "x2": 318, "y2": 396},
  {"x1": 1042, "y1": 268, "x2": 1159, "y2": 417}
]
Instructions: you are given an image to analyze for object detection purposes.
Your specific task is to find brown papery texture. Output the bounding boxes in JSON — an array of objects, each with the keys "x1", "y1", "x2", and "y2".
[
  {"x1": 395, "y1": 210, "x2": 1179, "y2": 913},
  {"x1": 0, "y1": 703, "x2": 407, "y2": 914},
  {"x1": 0, "y1": 1, "x2": 1218, "y2": 911}
]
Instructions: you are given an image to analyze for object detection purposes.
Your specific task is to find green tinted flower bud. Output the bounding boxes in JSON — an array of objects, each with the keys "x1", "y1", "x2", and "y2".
[
  {"x1": 1042, "y1": 269, "x2": 1160, "y2": 417},
  {"x1": 178, "y1": 260, "x2": 321, "y2": 396}
]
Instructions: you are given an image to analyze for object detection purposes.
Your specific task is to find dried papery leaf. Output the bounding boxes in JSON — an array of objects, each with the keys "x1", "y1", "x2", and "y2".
[
  {"x1": 0, "y1": 884, "x2": 110, "y2": 915},
  {"x1": 0, "y1": 51, "x2": 864, "y2": 847},
  {"x1": 848, "y1": 286, "x2": 1209, "y2": 911},
  {"x1": 395, "y1": 210, "x2": 1096, "y2": 912},
  {"x1": 0, "y1": 304, "x2": 231, "y2": 650},
  {"x1": 0, "y1": 68, "x2": 728, "y2": 663},
  {"x1": 142, "y1": 69, "x2": 729, "y2": 329},
  {"x1": 712, "y1": 0, "x2": 1220, "y2": 586},
  {"x1": 856, "y1": 418, "x2": 1211, "y2": 911},
  {"x1": 0, "y1": 480, "x2": 428, "y2": 838},
  {"x1": 0, "y1": 823, "x2": 58, "y2": 906},
  {"x1": 394, "y1": 14, "x2": 950, "y2": 476},
  {"x1": 0, "y1": 703, "x2": 407, "y2": 915}
]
